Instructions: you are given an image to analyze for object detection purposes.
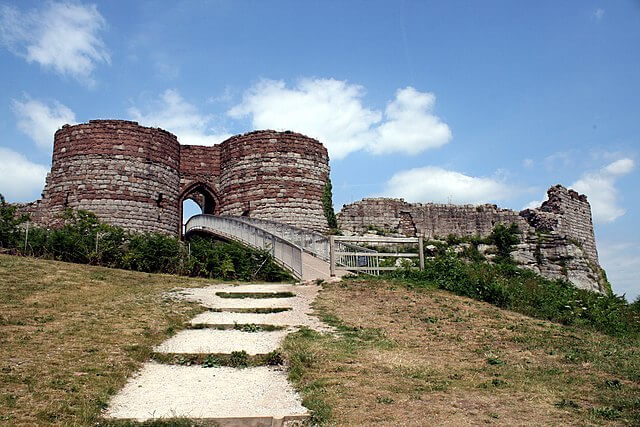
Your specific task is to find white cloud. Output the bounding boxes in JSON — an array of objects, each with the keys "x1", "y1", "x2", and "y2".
[
  {"x1": 129, "y1": 89, "x2": 231, "y2": 146},
  {"x1": 381, "y1": 166, "x2": 515, "y2": 205},
  {"x1": 0, "y1": 1, "x2": 109, "y2": 85},
  {"x1": 0, "y1": 147, "x2": 48, "y2": 202},
  {"x1": 228, "y1": 79, "x2": 451, "y2": 159},
  {"x1": 571, "y1": 158, "x2": 635, "y2": 223},
  {"x1": 12, "y1": 97, "x2": 76, "y2": 150},
  {"x1": 371, "y1": 87, "x2": 452, "y2": 154},
  {"x1": 598, "y1": 241, "x2": 640, "y2": 300}
]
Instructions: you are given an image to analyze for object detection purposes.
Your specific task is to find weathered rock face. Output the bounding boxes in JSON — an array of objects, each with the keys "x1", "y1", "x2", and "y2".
[
  {"x1": 19, "y1": 120, "x2": 331, "y2": 235},
  {"x1": 337, "y1": 185, "x2": 606, "y2": 293}
]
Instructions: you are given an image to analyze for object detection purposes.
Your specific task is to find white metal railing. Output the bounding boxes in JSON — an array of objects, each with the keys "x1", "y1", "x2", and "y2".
[
  {"x1": 225, "y1": 216, "x2": 331, "y2": 261},
  {"x1": 185, "y1": 215, "x2": 303, "y2": 280},
  {"x1": 329, "y1": 235, "x2": 425, "y2": 277}
]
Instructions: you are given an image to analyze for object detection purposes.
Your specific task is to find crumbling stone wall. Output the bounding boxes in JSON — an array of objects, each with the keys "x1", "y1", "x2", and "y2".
[
  {"x1": 337, "y1": 185, "x2": 605, "y2": 293},
  {"x1": 218, "y1": 130, "x2": 330, "y2": 231},
  {"x1": 21, "y1": 121, "x2": 331, "y2": 235}
]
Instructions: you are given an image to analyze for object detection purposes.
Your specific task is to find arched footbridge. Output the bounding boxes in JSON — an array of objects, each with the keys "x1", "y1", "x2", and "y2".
[{"x1": 184, "y1": 215, "x2": 386, "y2": 282}]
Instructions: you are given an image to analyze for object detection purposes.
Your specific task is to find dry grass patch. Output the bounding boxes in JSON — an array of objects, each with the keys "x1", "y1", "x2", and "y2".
[
  {"x1": 0, "y1": 254, "x2": 217, "y2": 426},
  {"x1": 283, "y1": 279, "x2": 640, "y2": 425}
]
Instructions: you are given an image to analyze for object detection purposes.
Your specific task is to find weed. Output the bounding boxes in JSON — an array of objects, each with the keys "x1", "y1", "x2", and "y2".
[
  {"x1": 238, "y1": 323, "x2": 262, "y2": 333},
  {"x1": 487, "y1": 357, "x2": 505, "y2": 366},
  {"x1": 555, "y1": 399, "x2": 580, "y2": 409},
  {"x1": 216, "y1": 291, "x2": 295, "y2": 299},
  {"x1": 590, "y1": 406, "x2": 621, "y2": 420},
  {"x1": 202, "y1": 355, "x2": 219, "y2": 368},
  {"x1": 229, "y1": 351, "x2": 249, "y2": 368},
  {"x1": 376, "y1": 396, "x2": 394, "y2": 404},
  {"x1": 604, "y1": 379, "x2": 622, "y2": 389},
  {"x1": 265, "y1": 350, "x2": 284, "y2": 366}
]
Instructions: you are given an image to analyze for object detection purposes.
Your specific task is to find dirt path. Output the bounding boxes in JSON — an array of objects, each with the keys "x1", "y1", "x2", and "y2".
[{"x1": 105, "y1": 282, "x2": 327, "y2": 425}]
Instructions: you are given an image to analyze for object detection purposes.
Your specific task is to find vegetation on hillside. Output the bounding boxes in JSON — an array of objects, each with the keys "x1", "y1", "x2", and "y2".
[
  {"x1": 283, "y1": 280, "x2": 640, "y2": 425},
  {"x1": 0, "y1": 254, "x2": 211, "y2": 425},
  {"x1": 0, "y1": 195, "x2": 290, "y2": 282}
]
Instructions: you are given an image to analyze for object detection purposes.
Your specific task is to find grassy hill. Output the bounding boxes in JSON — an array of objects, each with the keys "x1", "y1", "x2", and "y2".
[
  {"x1": 1, "y1": 254, "x2": 638, "y2": 425},
  {"x1": 284, "y1": 278, "x2": 640, "y2": 425}
]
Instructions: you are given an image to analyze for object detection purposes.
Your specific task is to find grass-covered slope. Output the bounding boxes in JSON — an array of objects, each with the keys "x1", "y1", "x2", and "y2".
[
  {"x1": 284, "y1": 279, "x2": 640, "y2": 425},
  {"x1": 0, "y1": 254, "x2": 212, "y2": 425}
]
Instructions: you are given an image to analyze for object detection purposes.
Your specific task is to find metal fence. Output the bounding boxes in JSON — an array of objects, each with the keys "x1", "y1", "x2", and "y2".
[
  {"x1": 224, "y1": 216, "x2": 331, "y2": 260},
  {"x1": 329, "y1": 235, "x2": 424, "y2": 277},
  {"x1": 185, "y1": 215, "x2": 303, "y2": 280}
]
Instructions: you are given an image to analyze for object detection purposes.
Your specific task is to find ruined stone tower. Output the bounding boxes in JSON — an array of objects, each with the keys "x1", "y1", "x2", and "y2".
[{"x1": 25, "y1": 120, "x2": 331, "y2": 234}]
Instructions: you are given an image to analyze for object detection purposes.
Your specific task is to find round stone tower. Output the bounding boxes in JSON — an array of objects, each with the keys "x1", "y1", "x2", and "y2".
[
  {"x1": 40, "y1": 120, "x2": 181, "y2": 234},
  {"x1": 218, "y1": 130, "x2": 330, "y2": 231}
]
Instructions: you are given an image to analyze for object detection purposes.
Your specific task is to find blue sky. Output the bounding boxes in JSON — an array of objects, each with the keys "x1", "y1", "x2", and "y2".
[{"x1": 0, "y1": 1, "x2": 638, "y2": 299}]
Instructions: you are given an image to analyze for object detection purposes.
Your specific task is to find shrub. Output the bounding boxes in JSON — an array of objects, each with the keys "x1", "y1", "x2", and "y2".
[
  {"x1": 8, "y1": 207, "x2": 290, "y2": 282},
  {"x1": 389, "y1": 251, "x2": 640, "y2": 338},
  {"x1": 488, "y1": 223, "x2": 521, "y2": 263},
  {"x1": 322, "y1": 178, "x2": 338, "y2": 230},
  {"x1": 0, "y1": 194, "x2": 28, "y2": 249}
]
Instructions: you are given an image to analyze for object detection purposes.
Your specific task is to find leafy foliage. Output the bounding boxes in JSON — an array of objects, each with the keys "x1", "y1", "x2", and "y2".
[
  {"x1": 389, "y1": 250, "x2": 640, "y2": 338},
  {"x1": 0, "y1": 195, "x2": 29, "y2": 249},
  {"x1": 0, "y1": 198, "x2": 289, "y2": 282},
  {"x1": 322, "y1": 178, "x2": 338, "y2": 230},
  {"x1": 488, "y1": 222, "x2": 521, "y2": 263}
]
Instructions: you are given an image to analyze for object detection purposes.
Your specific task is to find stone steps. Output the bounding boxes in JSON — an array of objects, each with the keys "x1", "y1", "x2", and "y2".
[{"x1": 104, "y1": 282, "x2": 327, "y2": 423}]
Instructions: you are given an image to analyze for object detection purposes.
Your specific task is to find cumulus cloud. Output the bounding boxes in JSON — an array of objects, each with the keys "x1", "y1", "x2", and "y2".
[
  {"x1": 0, "y1": 1, "x2": 109, "y2": 85},
  {"x1": 12, "y1": 97, "x2": 76, "y2": 150},
  {"x1": 381, "y1": 166, "x2": 515, "y2": 205},
  {"x1": 228, "y1": 78, "x2": 451, "y2": 159},
  {"x1": 129, "y1": 89, "x2": 231, "y2": 146},
  {"x1": 571, "y1": 158, "x2": 635, "y2": 223},
  {"x1": 0, "y1": 147, "x2": 48, "y2": 202}
]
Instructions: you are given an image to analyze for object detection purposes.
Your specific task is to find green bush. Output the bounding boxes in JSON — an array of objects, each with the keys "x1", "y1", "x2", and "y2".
[
  {"x1": 390, "y1": 251, "x2": 640, "y2": 338},
  {"x1": 488, "y1": 222, "x2": 521, "y2": 263},
  {"x1": 122, "y1": 232, "x2": 184, "y2": 274},
  {"x1": 5, "y1": 205, "x2": 290, "y2": 282},
  {"x1": 0, "y1": 194, "x2": 28, "y2": 249},
  {"x1": 322, "y1": 178, "x2": 338, "y2": 230}
]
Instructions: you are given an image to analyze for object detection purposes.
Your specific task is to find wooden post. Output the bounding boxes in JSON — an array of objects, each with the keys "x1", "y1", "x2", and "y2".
[
  {"x1": 329, "y1": 235, "x2": 336, "y2": 277},
  {"x1": 418, "y1": 236, "x2": 425, "y2": 271}
]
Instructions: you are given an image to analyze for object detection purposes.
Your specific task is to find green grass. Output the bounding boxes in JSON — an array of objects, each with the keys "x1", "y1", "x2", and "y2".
[
  {"x1": 0, "y1": 254, "x2": 215, "y2": 424},
  {"x1": 215, "y1": 291, "x2": 296, "y2": 299}
]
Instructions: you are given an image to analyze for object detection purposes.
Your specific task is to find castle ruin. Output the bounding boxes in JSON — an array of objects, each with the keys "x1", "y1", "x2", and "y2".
[{"x1": 16, "y1": 119, "x2": 607, "y2": 293}]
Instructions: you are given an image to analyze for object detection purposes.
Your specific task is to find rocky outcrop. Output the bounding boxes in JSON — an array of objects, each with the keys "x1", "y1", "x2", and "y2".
[{"x1": 337, "y1": 185, "x2": 607, "y2": 293}]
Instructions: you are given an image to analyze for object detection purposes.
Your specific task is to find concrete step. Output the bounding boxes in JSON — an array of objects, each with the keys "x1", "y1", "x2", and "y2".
[
  {"x1": 104, "y1": 362, "x2": 309, "y2": 422},
  {"x1": 154, "y1": 329, "x2": 289, "y2": 355}
]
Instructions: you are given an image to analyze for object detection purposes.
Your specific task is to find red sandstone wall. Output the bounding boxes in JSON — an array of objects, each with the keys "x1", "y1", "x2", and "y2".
[
  {"x1": 218, "y1": 130, "x2": 330, "y2": 231},
  {"x1": 39, "y1": 120, "x2": 181, "y2": 234},
  {"x1": 179, "y1": 145, "x2": 221, "y2": 199}
]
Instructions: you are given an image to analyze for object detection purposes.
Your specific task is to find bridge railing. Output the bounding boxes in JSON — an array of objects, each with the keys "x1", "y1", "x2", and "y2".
[
  {"x1": 224, "y1": 216, "x2": 331, "y2": 261},
  {"x1": 185, "y1": 215, "x2": 303, "y2": 280}
]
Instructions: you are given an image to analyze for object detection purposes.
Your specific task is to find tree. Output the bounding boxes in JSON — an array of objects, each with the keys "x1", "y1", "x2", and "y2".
[
  {"x1": 0, "y1": 194, "x2": 29, "y2": 248},
  {"x1": 322, "y1": 178, "x2": 338, "y2": 230}
]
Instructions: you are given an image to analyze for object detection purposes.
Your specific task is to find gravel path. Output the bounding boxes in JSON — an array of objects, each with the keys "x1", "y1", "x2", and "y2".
[
  {"x1": 105, "y1": 363, "x2": 308, "y2": 420},
  {"x1": 155, "y1": 329, "x2": 290, "y2": 354},
  {"x1": 105, "y1": 281, "x2": 330, "y2": 423},
  {"x1": 190, "y1": 309, "x2": 326, "y2": 329}
]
